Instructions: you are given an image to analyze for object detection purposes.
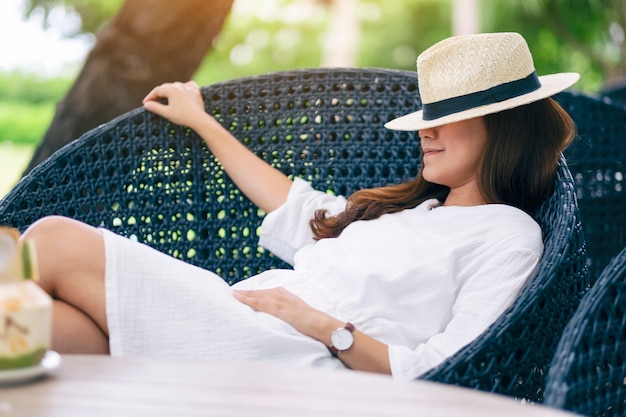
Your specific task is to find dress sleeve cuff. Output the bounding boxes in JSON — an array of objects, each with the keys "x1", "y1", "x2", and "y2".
[
  {"x1": 388, "y1": 344, "x2": 445, "y2": 380},
  {"x1": 258, "y1": 178, "x2": 347, "y2": 265}
]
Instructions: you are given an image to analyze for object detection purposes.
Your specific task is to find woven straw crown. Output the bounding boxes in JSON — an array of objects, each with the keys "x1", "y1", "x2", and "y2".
[
  {"x1": 419, "y1": 33, "x2": 534, "y2": 103},
  {"x1": 385, "y1": 32, "x2": 580, "y2": 131}
]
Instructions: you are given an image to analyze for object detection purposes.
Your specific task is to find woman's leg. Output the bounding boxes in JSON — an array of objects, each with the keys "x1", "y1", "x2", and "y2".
[{"x1": 21, "y1": 216, "x2": 109, "y2": 354}]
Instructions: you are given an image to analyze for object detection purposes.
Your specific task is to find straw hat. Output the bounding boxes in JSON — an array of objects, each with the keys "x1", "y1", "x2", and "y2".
[{"x1": 385, "y1": 32, "x2": 580, "y2": 131}]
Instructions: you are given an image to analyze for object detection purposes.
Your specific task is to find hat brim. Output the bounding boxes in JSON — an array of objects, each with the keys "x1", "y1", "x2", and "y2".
[{"x1": 384, "y1": 72, "x2": 580, "y2": 131}]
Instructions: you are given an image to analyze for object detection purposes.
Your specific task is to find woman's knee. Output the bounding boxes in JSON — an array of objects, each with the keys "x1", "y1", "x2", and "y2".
[
  {"x1": 23, "y1": 216, "x2": 102, "y2": 248},
  {"x1": 22, "y1": 216, "x2": 104, "y2": 292},
  {"x1": 23, "y1": 216, "x2": 77, "y2": 242},
  {"x1": 23, "y1": 217, "x2": 108, "y2": 335}
]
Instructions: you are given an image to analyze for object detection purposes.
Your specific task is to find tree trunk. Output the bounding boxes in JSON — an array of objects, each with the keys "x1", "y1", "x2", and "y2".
[{"x1": 24, "y1": 0, "x2": 234, "y2": 175}]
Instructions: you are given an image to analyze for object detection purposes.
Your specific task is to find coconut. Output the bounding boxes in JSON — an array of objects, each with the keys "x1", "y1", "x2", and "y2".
[{"x1": 0, "y1": 227, "x2": 52, "y2": 369}]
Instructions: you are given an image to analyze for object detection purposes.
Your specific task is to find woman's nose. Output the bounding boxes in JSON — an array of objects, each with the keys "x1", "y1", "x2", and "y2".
[{"x1": 418, "y1": 128, "x2": 434, "y2": 141}]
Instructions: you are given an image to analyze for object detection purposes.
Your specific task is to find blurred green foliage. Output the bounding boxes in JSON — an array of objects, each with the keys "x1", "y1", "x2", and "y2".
[
  {"x1": 194, "y1": 0, "x2": 331, "y2": 84},
  {"x1": 484, "y1": 0, "x2": 625, "y2": 92},
  {"x1": 0, "y1": 99, "x2": 54, "y2": 144},
  {"x1": 192, "y1": 0, "x2": 453, "y2": 85},
  {"x1": 23, "y1": 0, "x2": 123, "y2": 34},
  {"x1": 358, "y1": 1, "x2": 451, "y2": 69},
  {"x1": 0, "y1": 72, "x2": 71, "y2": 144},
  {"x1": 2, "y1": 0, "x2": 624, "y2": 146},
  {"x1": 0, "y1": 72, "x2": 72, "y2": 103}
]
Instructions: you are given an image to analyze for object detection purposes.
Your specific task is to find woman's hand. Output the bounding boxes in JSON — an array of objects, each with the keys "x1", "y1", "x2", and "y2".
[
  {"x1": 234, "y1": 287, "x2": 392, "y2": 375},
  {"x1": 233, "y1": 288, "x2": 329, "y2": 339},
  {"x1": 142, "y1": 80, "x2": 292, "y2": 214},
  {"x1": 142, "y1": 81, "x2": 212, "y2": 131}
]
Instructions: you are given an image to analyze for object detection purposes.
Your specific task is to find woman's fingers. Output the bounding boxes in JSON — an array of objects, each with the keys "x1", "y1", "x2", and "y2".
[
  {"x1": 233, "y1": 288, "x2": 328, "y2": 339},
  {"x1": 142, "y1": 84, "x2": 169, "y2": 104},
  {"x1": 142, "y1": 81, "x2": 199, "y2": 105},
  {"x1": 233, "y1": 288, "x2": 287, "y2": 312},
  {"x1": 141, "y1": 81, "x2": 206, "y2": 127},
  {"x1": 233, "y1": 288, "x2": 307, "y2": 318}
]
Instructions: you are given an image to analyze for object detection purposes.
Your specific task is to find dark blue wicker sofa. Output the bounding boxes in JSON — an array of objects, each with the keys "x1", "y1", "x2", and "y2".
[
  {"x1": 0, "y1": 68, "x2": 589, "y2": 401},
  {"x1": 544, "y1": 244, "x2": 626, "y2": 417},
  {"x1": 556, "y1": 92, "x2": 626, "y2": 282}
]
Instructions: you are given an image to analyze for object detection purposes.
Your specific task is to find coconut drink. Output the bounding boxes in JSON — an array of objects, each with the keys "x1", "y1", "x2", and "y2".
[{"x1": 0, "y1": 227, "x2": 52, "y2": 370}]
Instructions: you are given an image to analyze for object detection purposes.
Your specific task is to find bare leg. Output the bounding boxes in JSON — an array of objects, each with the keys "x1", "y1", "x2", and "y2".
[
  {"x1": 50, "y1": 300, "x2": 109, "y2": 353},
  {"x1": 21, "y1": 216, "x2": 109, "y2": 354}
]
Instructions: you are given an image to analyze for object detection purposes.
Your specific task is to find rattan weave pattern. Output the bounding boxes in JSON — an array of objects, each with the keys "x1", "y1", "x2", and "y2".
[
  {"x1": 544, "y1": 245, "x2": 626, "y2": 417},
  {"x1": 0, "y1": 68, "x2": 588, "y2": 400},
  {"x1": 557, "y1": 91, "x2": 626, "y2": 281},
  {"x1": 600, "y1": 82, "x2": 626, "y2": 107},
  {"x1": 0, "y1": 68, "x2": 422, "y2": 282}
]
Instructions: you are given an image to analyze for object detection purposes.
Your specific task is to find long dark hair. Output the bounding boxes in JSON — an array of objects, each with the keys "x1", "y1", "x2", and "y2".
[{"x1": 310, "y1": 98, "x2": 576, "y2": 240}]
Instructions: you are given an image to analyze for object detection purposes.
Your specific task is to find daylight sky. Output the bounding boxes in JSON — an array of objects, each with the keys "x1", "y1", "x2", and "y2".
[{"x1": 0, "y1": 0, "x2": 92, "y2": 75}]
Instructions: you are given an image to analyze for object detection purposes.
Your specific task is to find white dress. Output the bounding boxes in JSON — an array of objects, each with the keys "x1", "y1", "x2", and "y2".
[{"x1": 103, "y1": 178, "x2": 543, "y2": 380}]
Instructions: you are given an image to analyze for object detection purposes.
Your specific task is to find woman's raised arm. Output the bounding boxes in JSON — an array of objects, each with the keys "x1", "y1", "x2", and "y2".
[{"x1": 143, "y1": 81, "x2": 292, "y2": 214}]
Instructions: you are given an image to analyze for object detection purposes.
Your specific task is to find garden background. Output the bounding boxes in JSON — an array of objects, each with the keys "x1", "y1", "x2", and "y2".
[{"x1": 1, "y1": 0, "x2": 623, "y2": 198}]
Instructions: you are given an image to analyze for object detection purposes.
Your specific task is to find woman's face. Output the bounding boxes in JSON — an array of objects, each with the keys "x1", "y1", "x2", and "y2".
[{"x1": 418, "y1": 117, "x2": 488, "y2": 193}]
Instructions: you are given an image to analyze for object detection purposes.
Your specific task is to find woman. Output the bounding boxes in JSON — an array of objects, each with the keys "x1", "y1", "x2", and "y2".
[{"x1": 20, "y1": 32, "x2": 579, "y2": 380}]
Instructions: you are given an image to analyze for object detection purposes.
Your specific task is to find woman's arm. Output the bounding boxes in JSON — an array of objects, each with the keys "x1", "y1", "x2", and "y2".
[
  {"x1": 142, "y1": 81, "x2": 292, "y2": 214},
  {"x1": 233, "y1": 288, "x2": 391, "y2": 374}
]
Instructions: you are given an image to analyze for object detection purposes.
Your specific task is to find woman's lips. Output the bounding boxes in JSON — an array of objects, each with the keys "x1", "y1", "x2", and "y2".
[{"x1": 422, "y1": 148, "x2": 442, "y2": 157}]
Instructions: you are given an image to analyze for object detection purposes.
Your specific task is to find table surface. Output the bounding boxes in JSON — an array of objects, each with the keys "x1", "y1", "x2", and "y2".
[{"x1": 0, "y1": 354, "x2": 576, "y2": 417}]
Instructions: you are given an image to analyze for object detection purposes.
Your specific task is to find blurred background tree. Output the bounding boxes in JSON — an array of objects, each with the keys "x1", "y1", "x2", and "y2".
[
  {"x1": 24, "y1": 0, "x2": 620, "y2": 89},
  {"x1": 21, "y1": 0, "x2": 234, "y2": 174},
  {"x1": 0, "y1": 0, "x2": 624, "y2": 192}
]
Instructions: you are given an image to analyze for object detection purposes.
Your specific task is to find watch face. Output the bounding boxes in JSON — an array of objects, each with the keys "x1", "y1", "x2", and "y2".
[{"x1": 331, "y1": 328, "x2": 354, "y2": 351}]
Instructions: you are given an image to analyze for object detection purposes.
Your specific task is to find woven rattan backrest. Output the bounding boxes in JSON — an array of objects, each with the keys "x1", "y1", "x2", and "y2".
[
  {"x1": 0, "y1": 68, "x2": 421, "y2": 283},
  {"x1": 0, "y1": 68, "x2": 588, "y2": 400},
  {"x1": 544, "y1": 244, "x2": 626, "y2": 417},
  {"x1": 601, "y1": 82, "x2": 626, "y2": 107},
  {"x1": 556, "y1": 91, "x2": 626, "y2": 281}
]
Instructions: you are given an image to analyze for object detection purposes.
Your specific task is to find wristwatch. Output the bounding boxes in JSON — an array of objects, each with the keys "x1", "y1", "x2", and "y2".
[{"x1": 329, "y1": 322, "x2": 355, "y2": 355}]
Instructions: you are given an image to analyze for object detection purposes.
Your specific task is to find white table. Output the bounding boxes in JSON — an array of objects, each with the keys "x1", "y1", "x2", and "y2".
[{"x1": 0, "y1": 355, "x2": 577, "y2": 417}]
